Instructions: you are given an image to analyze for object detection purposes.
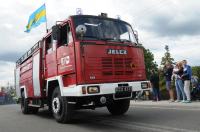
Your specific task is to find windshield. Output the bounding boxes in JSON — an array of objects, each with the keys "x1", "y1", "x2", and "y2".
[{"x1": 73, "y1": 16, "x2": 137, "y2": 43}]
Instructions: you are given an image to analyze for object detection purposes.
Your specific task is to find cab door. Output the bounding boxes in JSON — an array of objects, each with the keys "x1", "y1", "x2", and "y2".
[
  {"x1": 56, "y1": 22, "x2": 76, "y2": 76},
  {"x1": 45, "y1": 34, "x2": 57, "y2": 78}
]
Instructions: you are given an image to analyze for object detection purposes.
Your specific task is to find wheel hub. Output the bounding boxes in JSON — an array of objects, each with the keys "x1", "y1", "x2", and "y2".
[{"x1": 52, "y1": 97, "x2": 61, "y2": 114}]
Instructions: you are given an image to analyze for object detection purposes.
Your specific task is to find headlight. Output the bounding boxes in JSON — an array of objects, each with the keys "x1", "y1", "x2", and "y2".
[
  {"x1": 141, "y1": 82, "x2": 148, "y2": 89},
  {"x1": 87, "y1": 86, "x2": 100, "y2": 94}
]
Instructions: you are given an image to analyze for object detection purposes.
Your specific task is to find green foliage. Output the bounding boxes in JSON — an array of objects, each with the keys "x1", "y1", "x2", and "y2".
[
  {"x1": 159, "y1": 45, "x2": 175, "y2": 99},
  {"x1": 161, "y1": 45, "x2": 174, "y2": 66},
  {"x1": 192, "y1": 66, "x2": 200, "y2": 79},
  {"x1": 142, "y1": 46, "x2": 158, "y2": 79}
]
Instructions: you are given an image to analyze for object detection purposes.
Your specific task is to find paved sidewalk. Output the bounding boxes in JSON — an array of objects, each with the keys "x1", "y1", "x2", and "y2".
[{"x1": 131, "y1": 100, "x2": 200, "y2": 109}]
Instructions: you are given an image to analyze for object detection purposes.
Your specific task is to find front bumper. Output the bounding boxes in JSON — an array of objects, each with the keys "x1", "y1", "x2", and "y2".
[{"x1": 62, "y1": 81, "x2": 150, "y2": 97}]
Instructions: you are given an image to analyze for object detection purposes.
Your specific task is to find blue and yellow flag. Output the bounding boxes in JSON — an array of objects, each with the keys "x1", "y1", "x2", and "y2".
[{"x1": 25, "y1": 4, "x2": 47, "y2": 33}]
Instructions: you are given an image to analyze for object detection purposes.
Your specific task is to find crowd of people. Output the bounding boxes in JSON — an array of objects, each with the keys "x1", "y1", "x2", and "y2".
[{"x1": 150, "y1": 60, "x2": 200, "y2": 103}]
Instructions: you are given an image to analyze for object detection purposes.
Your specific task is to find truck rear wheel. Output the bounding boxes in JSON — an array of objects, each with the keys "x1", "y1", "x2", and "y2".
[
  {"x1": 107, "y1": 99, "x2": 130, "y2": 115},
  {"x1": 30, "y1": 107, "x2": 39, "y2": 114},
  {"x1": 21, "y1": 91, "x2": 30, "y2": 114},
  {"x1": 51, "y1": 87, "x2": 73, "y2": 123}
]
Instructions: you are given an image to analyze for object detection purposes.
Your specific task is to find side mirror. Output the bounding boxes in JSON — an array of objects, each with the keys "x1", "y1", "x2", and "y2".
[
  {"x1": 52, "y1": 25, "x2": 61, "y2": 42},
  {"x1": 76, "y1": 25, "x2": 87, "y2": 39},
  {"x1": 133, "y1": 30, "x2": 139, "y2": 44}
]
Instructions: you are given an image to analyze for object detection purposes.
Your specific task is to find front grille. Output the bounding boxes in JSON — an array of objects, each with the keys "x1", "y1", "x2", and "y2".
[
  {"x1": 102, "y1": 57, "x2": 133, "y2": 76},
  {"x1": 102, "y1": 71, "x2": 113, "y2": 75}
]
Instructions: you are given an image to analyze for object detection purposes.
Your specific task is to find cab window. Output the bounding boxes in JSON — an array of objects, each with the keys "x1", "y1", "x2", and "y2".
[
  {"x1": 45, "y1": 35, "x2": 52, "y2": 54},
  {"x1": 59, "y1": 24, "x2": 73, "y2": 46}
]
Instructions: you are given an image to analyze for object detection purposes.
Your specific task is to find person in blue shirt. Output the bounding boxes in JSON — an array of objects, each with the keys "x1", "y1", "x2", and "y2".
[{"x1": 181, "y1": 60, "x2": 192, "y2": 103}]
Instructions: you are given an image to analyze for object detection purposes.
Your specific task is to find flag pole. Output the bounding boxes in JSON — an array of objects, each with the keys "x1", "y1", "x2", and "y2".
[
  {"x1": 44, "y1": 3, "x2": 48, "y2": 33},
  {"x1": 45, "y1": 17, "x2": 48, "y2": 33}
]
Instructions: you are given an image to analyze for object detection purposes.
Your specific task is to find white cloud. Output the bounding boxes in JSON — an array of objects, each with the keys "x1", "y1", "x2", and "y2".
[
  {"x1": 0, "y1": 0, "x2": 200, "y2": 86},
  {"x1": 0, "y1": 61, "x2": 15, "y2": 87}
]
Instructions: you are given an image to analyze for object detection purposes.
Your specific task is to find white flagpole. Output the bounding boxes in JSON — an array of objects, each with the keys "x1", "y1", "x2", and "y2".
[{"x1": 44, "y1": 3, "x2": 48, "y2": 33}]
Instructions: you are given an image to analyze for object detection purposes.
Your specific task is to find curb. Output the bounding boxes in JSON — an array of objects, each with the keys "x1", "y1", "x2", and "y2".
[{"x1": 130, "y1": 100, "x2": 200, "y2": 108}]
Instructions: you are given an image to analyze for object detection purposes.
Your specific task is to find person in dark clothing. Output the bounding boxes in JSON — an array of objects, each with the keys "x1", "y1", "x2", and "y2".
[
  {"x1": 191, "y1": 76, "x2": 200, "y2": 100},
  {"x1": 163, "y1": 62, "x2": 174, "y2": 102},
  {"x1": 150, "y1": 70, "x2": 160, "y2": 101}
]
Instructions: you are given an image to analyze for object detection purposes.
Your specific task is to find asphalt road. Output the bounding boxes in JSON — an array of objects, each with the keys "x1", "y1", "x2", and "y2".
[{"x1": 0, "y1": 101, "x2": 200, "y2": 132}]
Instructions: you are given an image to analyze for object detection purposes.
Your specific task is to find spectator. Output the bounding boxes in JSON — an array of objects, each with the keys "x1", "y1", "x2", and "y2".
[
  {"x1": 163, "y1": 62, "x2": 174, "y2": 102},
  {"x1": 150, "y1": 70, "x2": 160, "y2": 101},
  {"x1": 173, "y1": 62, "x2": 186, "y2": 102},
  {"x1": 191, "y1": 76, "x2": 200, "y2": 100},
  {"x1": 191, "y1": 76, "x2": 199, "y2": 89},
  {"x1": 181, "y1": 60, "x2": 192, "y2": 103},
  {"x1": 172, "y1": 63, "x2": 181, "y2": 102}
]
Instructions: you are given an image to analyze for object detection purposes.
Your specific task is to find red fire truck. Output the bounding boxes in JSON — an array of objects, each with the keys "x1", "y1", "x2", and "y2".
[
  {"x1": 0, "y1": 91, "x2": 6, "y2": 104},
  {"x1": 15, "y1": 13, "x2": 150, "y2": 123}
]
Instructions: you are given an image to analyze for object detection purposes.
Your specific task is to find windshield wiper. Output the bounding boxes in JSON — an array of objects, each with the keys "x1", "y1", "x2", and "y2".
[
  {"x1": 81, "y1": 36, "x2": 132, "y2": 43},
  {"x1": 119, "y1": 39, "x2": 131, "y2": 43},
  {"x1": 82, "y1": 35, "x2": 100, "y2": 40},
  {"x1": 100, "y1": 38, "x2": 132, "y2": 43},
  {"x1": 100, "y1": 38, "x2": 119, "y2": 42}
]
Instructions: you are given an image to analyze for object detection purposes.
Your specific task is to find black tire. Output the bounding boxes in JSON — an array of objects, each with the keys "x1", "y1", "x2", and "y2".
[
  {"x1": 48, "y1": 99, "x2": 53, "y2": 114},
  {"x1": 21, "y1": 91, "x2": 30, "y2": 114},
  {"x1": 51, "y1": 87, "x2": 74, "y2": 123},
  {"x1": 107, "y1": 99, "x2": 130, "y2": 115},
  {"x1": 30, "y1": 107, "x2": 39, "y2": 114}
]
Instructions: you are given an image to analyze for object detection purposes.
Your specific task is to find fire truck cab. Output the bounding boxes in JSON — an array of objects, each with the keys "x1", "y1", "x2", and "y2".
[{"x1": 15, "y1": 13, "x2": 150, "y2": 123}]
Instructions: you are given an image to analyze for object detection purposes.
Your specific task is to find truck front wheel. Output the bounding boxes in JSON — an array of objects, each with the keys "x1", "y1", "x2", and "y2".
[
  {"x1": 51, "y1": 87, "x2": 73, "y2": 123},
  {"x1": 107, "y1": 99, "x2": 130, "y2": 115},
  {"x1": 21, "y1": 91, "x2": 30, "y2": 114}
]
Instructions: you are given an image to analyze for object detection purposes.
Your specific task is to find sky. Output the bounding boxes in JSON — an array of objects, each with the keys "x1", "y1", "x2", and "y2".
[{"x1": 0, "y1": 0, "x2": 200, "y2": 86}]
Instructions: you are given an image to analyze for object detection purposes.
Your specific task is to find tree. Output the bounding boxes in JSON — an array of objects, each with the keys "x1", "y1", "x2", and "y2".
[
  {"x1": 161, "y1": 45, "x2": 174, "y2": 66},
  {"x1": 142, "y1": 46, "x2": 158, "y2": 79},
  {"x1": 160, "y1": 45, "x2": 175, "y2": 98},
  {"x1": 192, "y1": 66, "x2": 200, "y2": 79}
]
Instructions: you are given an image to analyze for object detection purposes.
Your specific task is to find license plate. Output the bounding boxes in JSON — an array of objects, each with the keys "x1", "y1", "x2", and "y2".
[{"x1": 115, "y1": 86, "x2": 132, "y2": 93}]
